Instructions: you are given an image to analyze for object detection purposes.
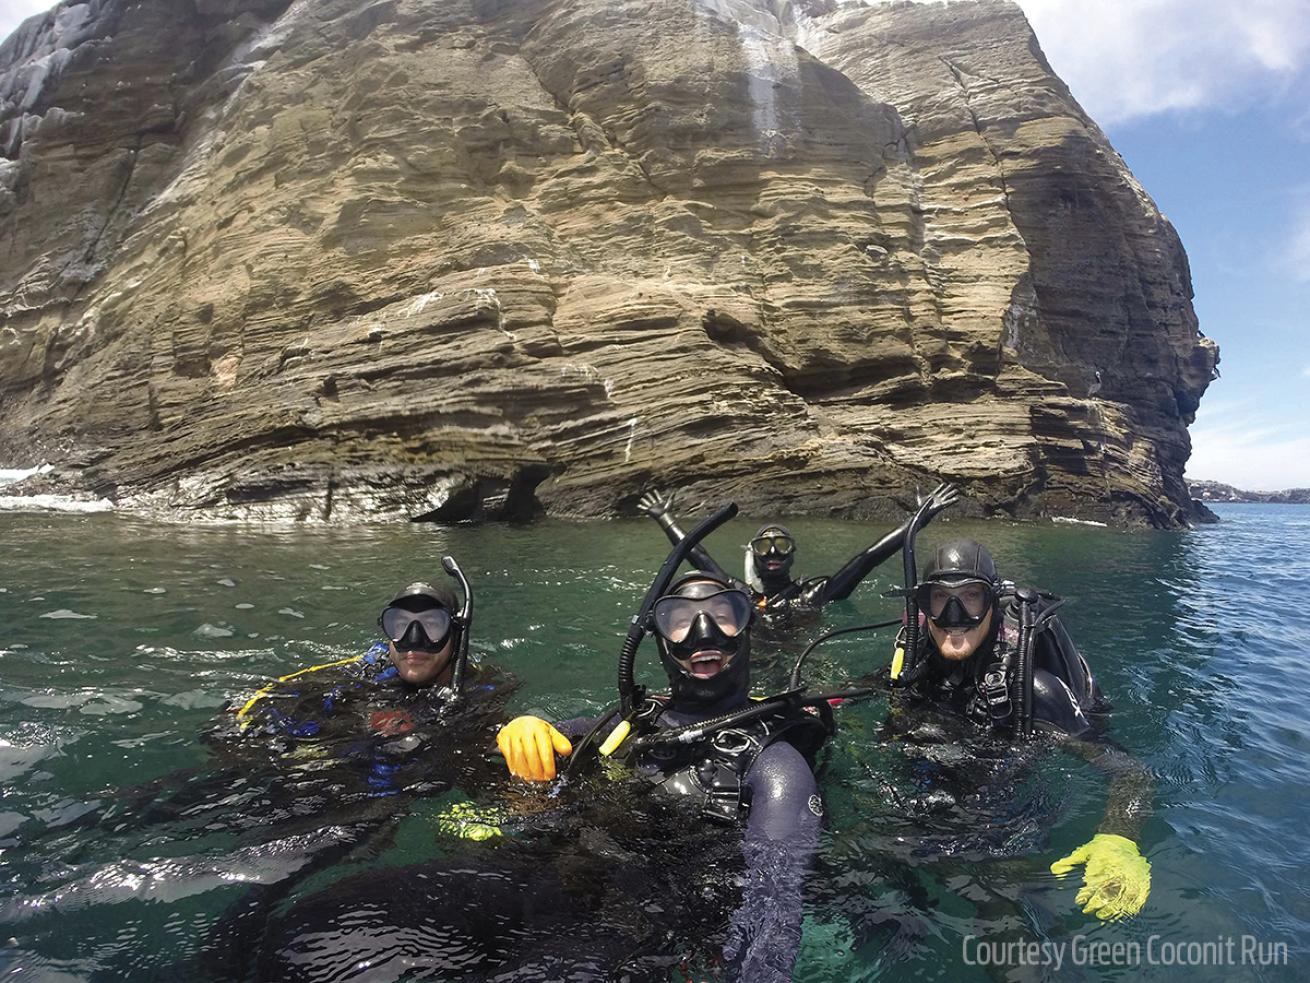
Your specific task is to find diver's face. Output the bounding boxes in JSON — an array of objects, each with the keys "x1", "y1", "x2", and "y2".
[
  {"x1": 751, "y1": 529, "x2": 795, "y2": 576},
  {"x1": 655, "y1": 581, "x2": 751, "y2": 680},
  {"x1": 388, "y1": 636, "x2": 454, "y2": 687},
  {"x1": 928, "y1": 607, "x2": 993, "y2": 661}
]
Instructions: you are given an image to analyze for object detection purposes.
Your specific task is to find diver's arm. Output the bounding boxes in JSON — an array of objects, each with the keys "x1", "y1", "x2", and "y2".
[
  {"x1": 1047, "y1": 733, "x2": 1155, "y2": 920},
  {"x1": 1063, "y1": 736, "x2": 1154, "y2": 841},
  {"x1": 812, "y1": 483, "x2": 960, "y2": 605},
  {"x1": 637, "y1": 489, "x2": 730, "y2": 580},
  {"x1": 723, "y1": 742, "x2": 821, "y2": 982}
]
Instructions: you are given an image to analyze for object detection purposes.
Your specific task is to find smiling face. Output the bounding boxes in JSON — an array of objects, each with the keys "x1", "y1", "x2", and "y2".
[
  {"x1": 655, "y1": 583, "x2": 751, "y2": 680},
  {"x1": 927, "y1": 606, "x2": 994, "y2": 661},
  {"x1": 750, "y1": 527, "x2": 796, "y2": 580},
  {"x1": 388, "y1": 636, "x2": 455, "y2": 687}
]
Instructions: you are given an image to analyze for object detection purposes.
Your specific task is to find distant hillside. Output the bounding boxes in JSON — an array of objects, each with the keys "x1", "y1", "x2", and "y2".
[{"x1": 1189, "y1": 481, "x2": 1310, "y2": 504}]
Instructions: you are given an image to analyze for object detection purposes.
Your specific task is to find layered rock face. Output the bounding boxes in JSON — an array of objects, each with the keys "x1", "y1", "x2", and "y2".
[{"x1": 0, "y1": 0, "x2": 1218, "y2": 525}]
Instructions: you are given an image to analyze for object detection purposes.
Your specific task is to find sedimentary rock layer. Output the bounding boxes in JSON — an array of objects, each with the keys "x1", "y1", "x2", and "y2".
[{"x1": 0, "y1": 0, "x2": 1218, "y2": 525}]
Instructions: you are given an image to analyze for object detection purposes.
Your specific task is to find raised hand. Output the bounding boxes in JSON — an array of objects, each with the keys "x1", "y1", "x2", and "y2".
[
  {"x1": 917, "y1": 482, "x2": 960, "y2": 526},
  {"x1": 637, "y1": 488, "x2": 675, "y2": 520}
]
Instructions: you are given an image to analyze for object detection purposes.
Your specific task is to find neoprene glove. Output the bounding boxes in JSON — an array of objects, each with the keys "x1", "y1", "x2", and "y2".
[
  {"x1": 496, "y1": 715, "x2": 572, "y2": 782},
  {"x1": 637, "y1": 488, "x2": 674, "y2": 520},
  {"x1": 1050, "y1": 833, "x2": 1152, "y2": 920},
  {"x1": 917, "y1": 481, "x2": 960, "y2": 526}
]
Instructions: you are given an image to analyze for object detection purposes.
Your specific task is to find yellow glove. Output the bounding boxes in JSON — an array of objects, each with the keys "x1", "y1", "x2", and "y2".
[
  {"x1": 496, "y1": 715, "x2": 572, "y2": 782},
  {"x1": 1051, "y1": 833, "x2": 1151, "y2": 921}
]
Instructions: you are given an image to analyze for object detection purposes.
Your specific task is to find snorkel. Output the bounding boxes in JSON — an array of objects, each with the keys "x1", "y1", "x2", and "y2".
[
  {"x1": 440, "y1": 555, "x2": 474, "y2": 704},
  {"x1": 888, "y1": 492, "x2": 939, "y2": 687}
]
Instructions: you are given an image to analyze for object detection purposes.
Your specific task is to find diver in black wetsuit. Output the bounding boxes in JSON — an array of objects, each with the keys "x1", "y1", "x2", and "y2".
[
  {"x1": 637, "y1": 483, "x2": 958, "y2": 623},
  {"x1": 228, "y1": 562, "x2": 512, "y2": 753},
  {"x1": 497, "y1": 568, "x2": 831, "y2": 982},
  {"x1": 889, "y1": 537, "x2": 1154, "y2": 921}
]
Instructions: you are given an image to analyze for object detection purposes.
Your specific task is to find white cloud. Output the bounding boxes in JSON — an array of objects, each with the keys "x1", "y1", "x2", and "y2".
[
  {"x1": 0, "y1": 1, "x2": 56, "y2": 48},
  {"x1": 1186, "y1": 399, "x2": 1310, "y2": 490},
  {"x1": 1015, "y1": 0, "x2": 1310, "y2": 125}
]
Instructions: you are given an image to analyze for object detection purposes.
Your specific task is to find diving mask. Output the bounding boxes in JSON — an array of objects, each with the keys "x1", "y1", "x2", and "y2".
[
  {"x1": 916, "y1": 579, "x2": 994, "y2": 629},
  {"x1": 379, "y1": 605, "x2": 453, "y2": 651},
  {"x1": 750, "y1": 534, "x2": 795, "y2": 557},
  {"x1": 651, "y1": 589, "x2": 753, "y2": 644}
]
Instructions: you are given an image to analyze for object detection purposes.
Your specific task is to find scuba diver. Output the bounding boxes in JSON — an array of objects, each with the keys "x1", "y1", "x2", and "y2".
[
  {"x1": 229, "y1": 556, "x2": 512, "y2": 751},
  {"x1": 885, "y1": 531, "x2": 1155, "y2": 922},
  {"x1": 497, "y1": 504, "x2": 835, "y2": 982},
  {"x1": 637, "y1": 483, "x2": 959, "y2": 623}
]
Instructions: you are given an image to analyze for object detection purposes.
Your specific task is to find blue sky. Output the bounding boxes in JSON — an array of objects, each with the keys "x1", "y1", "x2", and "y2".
[{"x1": 3, "y1": 0, "x2": 1308, "y2": 489}]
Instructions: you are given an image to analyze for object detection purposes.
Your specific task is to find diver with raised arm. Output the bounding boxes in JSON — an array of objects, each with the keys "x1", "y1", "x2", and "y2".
[{"x1": 637, "y1": 483, "x2": 958, "y2": 622}]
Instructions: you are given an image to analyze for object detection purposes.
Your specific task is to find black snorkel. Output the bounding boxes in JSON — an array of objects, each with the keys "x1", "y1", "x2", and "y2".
[
  {"x1": 441, "y1": 555, "x2": 474, "y2": 704},
  {"x1": 887, "y1": 492, "x2": 939, "y2": 688}
]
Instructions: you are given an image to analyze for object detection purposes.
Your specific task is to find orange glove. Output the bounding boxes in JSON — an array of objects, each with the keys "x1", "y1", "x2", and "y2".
[{"x1": 496, "y1": 715, "x2": 572, "y2": 781}]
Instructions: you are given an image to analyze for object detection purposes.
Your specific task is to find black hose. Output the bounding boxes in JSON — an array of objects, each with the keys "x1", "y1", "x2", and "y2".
[
  {"x1": 891, "y1": 495, "x2": 938, "y2": 688},
  {"x1": 561, "y1": 700, "x2": 622, "y2": 779},
  {"x1": 617, "y1": 502, "x2": 739, "y2": 716},
  {"x1": 788, "y1": 618, "x2": 902, "y2": 690},
  {"x1": 441, "y1": 555, "x2": 473, "y2": 702},
  {"x1": 1012, "y1": 587, "x2": 1037, "y2": 738},
  {"x1": 625, "y1": 691, "x2": 801, "y2": 752}
]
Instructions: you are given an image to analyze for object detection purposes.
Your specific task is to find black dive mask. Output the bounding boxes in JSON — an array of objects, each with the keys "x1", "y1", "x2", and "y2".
[
  {"x1": 750, "y1": 531, "x2": 795, "y2": 579},
  {"x1": 379, "y1": 605, "x2": 454, "y2": 653},
  {"x1": 654, "y1": 582, "x2": 752, "y2": 708},
  {"x1": 915, "y1": 579, "x2": 994, "y2": 630}
]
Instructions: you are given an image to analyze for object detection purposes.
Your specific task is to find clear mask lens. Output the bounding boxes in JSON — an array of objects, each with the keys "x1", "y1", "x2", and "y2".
[
  {"x1": 380, "y1": 606, "x2": 452, "y2": 647},
  {"x1": 750, "y1": 535, "x2": 795, "y2": 557},
  {"x1": 652, "y1": 590, "x2": 753, "y2": 644}
]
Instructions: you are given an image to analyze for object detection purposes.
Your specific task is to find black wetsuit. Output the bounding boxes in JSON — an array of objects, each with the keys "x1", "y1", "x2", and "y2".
[
  {"x1": 898, "y1": 593, "x2": 1103, "y2": 737},
  {"x1": 892, "y1": 591, "x2": 1151, "y2": 842},
  {"x1": 559, "y1": 693, "x2": 828, "y2": 982},
  {"x1": 650, "y1": 512, "x2": 917, "y2": 622},
  {"x1": 212, "y1": 642, "x2": 515, "y2": 796}
]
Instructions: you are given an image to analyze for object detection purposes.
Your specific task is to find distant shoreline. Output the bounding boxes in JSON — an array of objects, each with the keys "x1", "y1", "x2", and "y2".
[{"x1": 1189, "y1": 481, "x2": 1310, "y2": 506}]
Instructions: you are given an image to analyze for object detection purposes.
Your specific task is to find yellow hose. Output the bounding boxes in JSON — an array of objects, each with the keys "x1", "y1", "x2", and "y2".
[{"x1": 234, "y1": 655, "x2": 364, "y2": 728}]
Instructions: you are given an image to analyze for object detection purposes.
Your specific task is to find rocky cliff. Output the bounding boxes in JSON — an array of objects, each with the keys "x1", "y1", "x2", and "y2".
[{"x1": 0, "y1": 0, "x2": 1219, "y2": 525}]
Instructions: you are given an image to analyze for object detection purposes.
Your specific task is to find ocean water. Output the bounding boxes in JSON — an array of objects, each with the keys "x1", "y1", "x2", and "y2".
[{"x1": 0, "y1": 504, "x2": 1306, "y2": 980}]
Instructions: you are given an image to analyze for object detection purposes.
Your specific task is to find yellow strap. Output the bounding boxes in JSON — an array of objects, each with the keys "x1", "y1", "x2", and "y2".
[{"x1": 235, "y1": 655, "x2": 365, "y2": 726}]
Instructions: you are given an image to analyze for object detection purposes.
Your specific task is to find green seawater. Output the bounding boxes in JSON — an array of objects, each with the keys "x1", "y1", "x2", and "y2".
[{"x1": 1, "y1": 504, "x2": 1307, "y2": 980}]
